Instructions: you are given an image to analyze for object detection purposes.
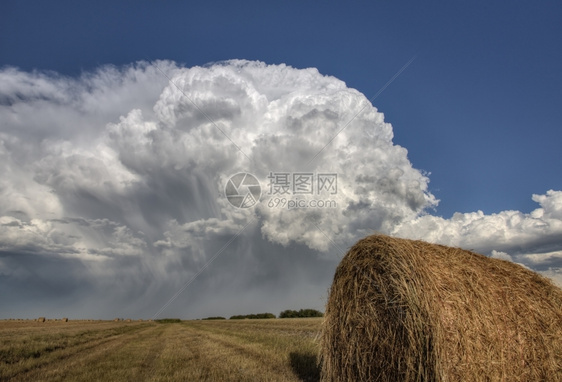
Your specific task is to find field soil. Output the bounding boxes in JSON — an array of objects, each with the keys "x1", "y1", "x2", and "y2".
[{"x1": 0, "y1": 318, "x2": 322, "y2": 382}]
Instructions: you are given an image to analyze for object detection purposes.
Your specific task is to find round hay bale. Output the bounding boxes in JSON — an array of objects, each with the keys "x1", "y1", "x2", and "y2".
[
  {"x1": 62, "y1": 317, "x2": 68, "y2": 322},
  {"x1": 37, "y1": 317, "x2": 45, "y2": 323},
  {"x1": 321, "y1": 234, "x2": 562, "y2": 382}
]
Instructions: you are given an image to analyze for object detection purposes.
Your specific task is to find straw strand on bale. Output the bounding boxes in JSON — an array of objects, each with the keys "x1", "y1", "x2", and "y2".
[{"x1": 321, "y1": 234, "x2": 562, "y2": 382}]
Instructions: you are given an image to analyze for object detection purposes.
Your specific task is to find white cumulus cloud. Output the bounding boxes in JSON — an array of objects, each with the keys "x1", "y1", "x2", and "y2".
[
  {"x1": 393, "y1": 190, "x2": 562, "y2": 275},
  {"x1": 1, "y1": 60, "x2": 560, "y2": 318}
]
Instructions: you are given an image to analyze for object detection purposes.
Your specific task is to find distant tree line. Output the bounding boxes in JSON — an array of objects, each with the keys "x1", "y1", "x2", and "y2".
[
  {"x1": 279, "y1": 309, "x2": 324, "y2": 318},
  {"x1": 197, "y1": 309, "x2": 324, "y2": 320},
  {"x1": 229, "y1": 312, "x2": 276, "y2": 319}
]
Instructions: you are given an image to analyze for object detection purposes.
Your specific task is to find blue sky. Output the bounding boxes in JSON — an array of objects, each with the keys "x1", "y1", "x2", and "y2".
[
  {"x1": 1, "y1": 1, "x2": 562, "y2": 319},
  {"x1": 2, "y1": 1, "x2": 561, "y2": 217}
]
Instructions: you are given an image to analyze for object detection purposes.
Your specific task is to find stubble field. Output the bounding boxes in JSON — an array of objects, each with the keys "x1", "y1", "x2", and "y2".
[{"x1": 0, "y1": 318, "x2": 322, "y2": 382}]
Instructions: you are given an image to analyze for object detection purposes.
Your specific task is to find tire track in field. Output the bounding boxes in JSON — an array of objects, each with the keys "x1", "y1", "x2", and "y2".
[
  {"x1": 4, "y1": 329, "x2": 130, "y2": 381},
  {"x1": 128, "y1": 324, "x2": 169, "y2": 381},
  {"x1": 160, "y1": 325, "x2": 263, "y2": 382},
  {"x1": 9, "y1": 324, "x2": 157, "y2": 382},
  {"x1": 178, "y1": 324, "x2": 300, "y2": 381},
  {"x1": 204, "y1": 331, "x2": 294, "y2": 377}
]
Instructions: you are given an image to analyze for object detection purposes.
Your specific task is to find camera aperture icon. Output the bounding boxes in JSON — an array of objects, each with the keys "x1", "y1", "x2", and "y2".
[{"x1": 225, "y1": 173, "x2": 261, "y2": 208}]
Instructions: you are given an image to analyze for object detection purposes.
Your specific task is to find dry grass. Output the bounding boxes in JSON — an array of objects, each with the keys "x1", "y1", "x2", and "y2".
[
  {"x1": 321, "y1": 234, "x2": 562, "y2": 382},
  {"x1": 0, "y1": 318, "x2": 322, "y2": 381}
]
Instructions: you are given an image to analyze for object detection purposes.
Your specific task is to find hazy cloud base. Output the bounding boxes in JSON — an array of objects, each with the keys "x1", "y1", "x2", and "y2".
[{"x1": 1, "y1": 60, "x2": 560, "y2": 319}]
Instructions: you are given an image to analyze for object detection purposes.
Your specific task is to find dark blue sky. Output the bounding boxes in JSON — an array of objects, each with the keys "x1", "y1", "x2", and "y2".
[{"x1": 2, "y1": 0, "x2": 561, "y2": 217}]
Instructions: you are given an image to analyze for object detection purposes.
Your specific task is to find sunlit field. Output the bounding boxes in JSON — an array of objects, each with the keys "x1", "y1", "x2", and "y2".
[{"x1": 0, "y1": 318, "x2": 322, "y2": 381}]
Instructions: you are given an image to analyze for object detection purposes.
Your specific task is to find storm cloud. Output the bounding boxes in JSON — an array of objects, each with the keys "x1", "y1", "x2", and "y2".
[{"x1": 1, "y1": 60, "x2": 560, "y2": 319}]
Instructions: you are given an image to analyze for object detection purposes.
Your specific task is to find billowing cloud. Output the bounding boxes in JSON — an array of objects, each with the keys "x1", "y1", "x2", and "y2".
[
  {"x1": 393, "y1": 190, "x2": 562, "y2": 283},
  {"x1": 0, "y1": 60, "x2": 560, "y2": 318}
]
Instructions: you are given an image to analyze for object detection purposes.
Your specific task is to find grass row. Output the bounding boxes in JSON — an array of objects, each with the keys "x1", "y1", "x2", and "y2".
[{"x1": 0, "y1": 318, "x2": 323, "y2": 381}]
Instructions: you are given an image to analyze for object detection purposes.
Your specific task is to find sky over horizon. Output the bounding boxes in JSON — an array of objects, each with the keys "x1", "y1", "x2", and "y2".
[{"x1": 1, "y1": 1, "x2": 561, "y2": 319}]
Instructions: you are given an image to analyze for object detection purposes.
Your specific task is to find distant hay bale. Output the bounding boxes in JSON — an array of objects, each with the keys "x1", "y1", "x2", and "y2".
[
  {"x1": 125, "y1": 319, "x2": 131, "y2": 322},
  {"x1": 114, "y1": 318, "x2": 120, "y2": 322},
  {"x1": 62, "y1": 317, "x2": 68, "y2": 322},
  {"x1": 37, "y1": 317, "x2": 45, "y2": 323},
  {"x1": 321, "y1": 234, "x2": 562, "y2": 382}
]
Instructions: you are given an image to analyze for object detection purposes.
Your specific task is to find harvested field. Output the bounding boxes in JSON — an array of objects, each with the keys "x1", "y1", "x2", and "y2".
[{"x1": 0, "y1": 318, "x2": 322, "y2": 381}]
